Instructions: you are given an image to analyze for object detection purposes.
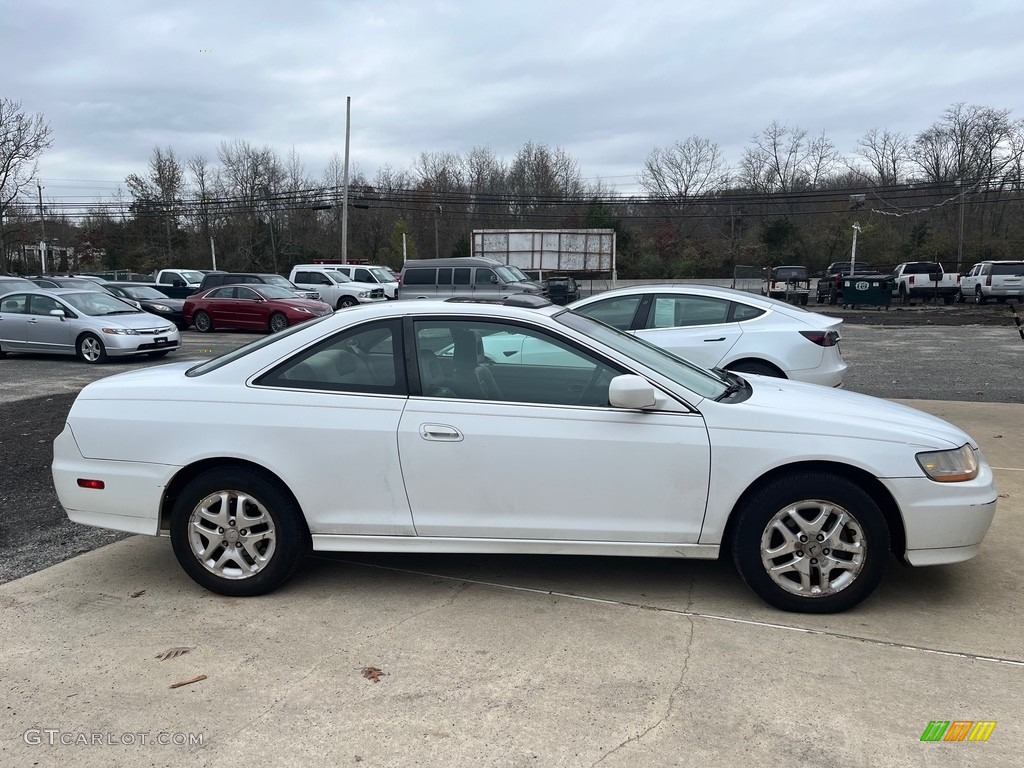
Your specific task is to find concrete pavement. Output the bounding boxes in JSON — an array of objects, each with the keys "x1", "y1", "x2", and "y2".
[{"x1": 1, "y1": 400, "x2": 1021, "y2": 767}]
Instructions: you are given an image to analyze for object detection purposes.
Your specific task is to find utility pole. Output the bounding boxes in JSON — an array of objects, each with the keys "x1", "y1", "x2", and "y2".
[
  {"x1": 850, "y1": 222, "x2": 861, "y2": 274},
  {"x1": 956, "y1": 181, "x2": 965, "y2": 273},
  {"x1": 434, "y1": 204, "x2": 442, "y2": 259},
  {"x1": 341, "y1": 96, "x2": 351, "y2": 264},
  {"x1": 37, "y1": 182, "x2": 47, "y2": 274}
]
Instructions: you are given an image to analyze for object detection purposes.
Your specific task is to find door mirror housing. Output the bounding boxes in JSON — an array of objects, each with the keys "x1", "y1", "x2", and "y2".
[
  {"x1": 608, "y1": 375, "x2": 658, "y2": 409},
  {"x1": 49, "y1": 309, "x2": 66, "y2": 319}
]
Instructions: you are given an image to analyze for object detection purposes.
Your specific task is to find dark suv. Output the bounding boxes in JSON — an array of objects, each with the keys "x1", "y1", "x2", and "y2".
[
  {"x1": 543, "y1": 275, "x2": 580, "y2": 305},
  {"x1": 197, "y1": 272, "x2": 320, "y2": 300}
]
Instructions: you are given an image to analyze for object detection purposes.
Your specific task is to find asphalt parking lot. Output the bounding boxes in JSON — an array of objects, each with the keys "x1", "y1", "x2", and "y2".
[{"x1": 1, "y1": 309, "x2": 1022, "y2": 766}]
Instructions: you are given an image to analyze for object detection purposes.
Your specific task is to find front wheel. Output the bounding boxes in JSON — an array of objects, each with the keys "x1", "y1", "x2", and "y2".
[
  {"x1": 975, "y1": 287, "x2": 988, "y2": 305},
  {"x1": 268, "y1": 312, "x2": 289, "y2": 333},
  {"x1": 336, "y1": 296, "x2": 358, "y2": 309},
  {"x1": 194, "y1": 311, "x2": 214, "y2": 332},
  {"x1": 170, "y1": 467, "x2": 308, "y2": 596},
  {"x1": 727, "y1": 360, "x2": 783, "y2": 378},
  {"x1": 76, "y1": 333, "x2": 108, "y2": 364},
  {"x1": 731, "y1": 472, "x2": 889, "y2": 613}
]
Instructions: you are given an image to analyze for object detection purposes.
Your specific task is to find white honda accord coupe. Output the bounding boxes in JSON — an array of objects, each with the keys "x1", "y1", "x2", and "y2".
[
  {"x1": 569, "y1": 284, "x2": 847, "y2": 386},
  {"x1": 52, "y1": 297, "x2": 997, "y2": 613}
]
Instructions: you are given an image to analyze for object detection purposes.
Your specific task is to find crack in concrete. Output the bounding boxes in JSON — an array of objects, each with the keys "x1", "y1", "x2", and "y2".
[{"x1": 589, "y1": 615, "x2": 695, "y2": 767}]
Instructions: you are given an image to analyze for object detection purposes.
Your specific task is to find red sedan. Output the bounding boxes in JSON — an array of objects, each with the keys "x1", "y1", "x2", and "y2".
[{"x1": 183, "y1": 284, "x2": 333, "y2": 333}]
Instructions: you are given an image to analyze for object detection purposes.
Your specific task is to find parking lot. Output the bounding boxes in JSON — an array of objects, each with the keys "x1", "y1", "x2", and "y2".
[{"x1": 1, "y1": 313, "x2": 1022, "y2": 766}]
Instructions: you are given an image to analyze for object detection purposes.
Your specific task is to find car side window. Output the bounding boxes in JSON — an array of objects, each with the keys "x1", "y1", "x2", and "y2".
[
  {"x1": 650, "y1": 295, "x2": 729, "y2": 328},
  {"x1": 453, "y1": 268, "x2": 470, "y2": 285},
  {"x1": 236, "y1": 287, "x2": 259, "y2": 301},
  {"x1": 209, "y1": 287, "x2": 235, "y2": 299},
  {"x1": 402, "y1": 268, "x2": 435, "y2": 286},
  {"x1": 354, "y1": 269, "x2": 372, "y2": 282},
  {"x1": 256, "y1": 320, "x2": 402, "y2": 394},
  {"x1": 414, "y1": 319, "x2": 623, "y2": 407},
  {"x1": 574, "y1": 295, "x2": 642, "y2": 330},
  {"x1": 475, "y1": 268, "x2": 496, "y2": 285},
  {"x1": 731, "y1": 302, "x2": 766, "y2": 322},
  {"x1": 0, "y1": 294, "x2": 28, "y2": 313},
  {"x1": 28, "y1": 295, "x2": 63, "y2": 316}
]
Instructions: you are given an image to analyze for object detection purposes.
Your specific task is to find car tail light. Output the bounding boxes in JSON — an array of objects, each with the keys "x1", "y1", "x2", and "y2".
[
  {"x1": 800, "y1": 330, "x2": 840, "y2": 347},
  {"x1": 986, "y1": 275, "x2": 992, "y2": 286},
  {"x1": 77, "y1": 478, "x2": 105, "y2": 490},
  {"x1": 909, "y1": 275, "x2": 915, "y2": 285}
]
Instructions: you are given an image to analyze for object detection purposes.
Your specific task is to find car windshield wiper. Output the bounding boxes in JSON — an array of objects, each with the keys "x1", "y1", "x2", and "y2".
[
  {"x1": 102, "y1": 309, "x2": 139, "y2": 315},
  {"x1": 712, "y1": 367, "x2": 746, "y2": 401}
]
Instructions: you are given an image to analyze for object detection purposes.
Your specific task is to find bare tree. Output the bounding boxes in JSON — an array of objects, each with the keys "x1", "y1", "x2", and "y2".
[
  {"x1": 638, "y1": 136, "x2": 729, "y2": 198},
  {"x1": 0, "y1": 99, "x2": 53, "y2": 270},
  {"x1": 739, "y1": 122, "x2": 838, "y2": 193},
  {"x1": 912, "y1": 103, "x2": 1021, "y2": 182},
  {"x1": 854, "y1": 128, "x2": 911, "y2": 185}
]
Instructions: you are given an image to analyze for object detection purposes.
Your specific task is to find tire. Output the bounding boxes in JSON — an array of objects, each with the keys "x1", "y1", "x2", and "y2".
[
  {"x1": 169, "y1": 467, "x2": 308, "y2": 597},
  {"x1": 975, "y1": 287, "x2": 988, "y2": 305},
  {"x1": 898, "y1": 285, "x2": 909, "y2": 305},
  {"x1": 731, "y1": 472, "x2": 889, "y2": 613},
  {"x1": 336, "y1": 296, "x2": 358, "y2": 309},
  {"x1": 827, "y1": 287, "x2": 838, "y2": 306},
  {"x1": 727, "y1": 360, "x2": 783, "y2": 378},
  {"x1": 268, "y1": 312, "x2": 289, "y2": 333},
  {"x1": 955, "y1": 289, "x2": 965, "y2": 304},
  {"x1": 76, "y1": 333, "x2": 108, "y2": 364},
  {"x1": 194, "y1": 311, "x2": 213, "y2": 332},
  {"x1": 148, "y1": 350, "x2": 170, "y2": 359}
]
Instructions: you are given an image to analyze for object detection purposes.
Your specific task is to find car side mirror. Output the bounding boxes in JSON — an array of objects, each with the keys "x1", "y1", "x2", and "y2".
[
  {"x1": 608, "y1": 375, "x2": 658, "y2": 409},
  {"x1": 49, "y1": 309, "x2": 66, "y2": 320},
  {"x1": 490, "y1": 276, "x2": 498, "y2": 284}
]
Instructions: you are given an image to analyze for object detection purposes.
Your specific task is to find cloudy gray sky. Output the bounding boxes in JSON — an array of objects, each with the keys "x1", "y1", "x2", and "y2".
[{"x1": 5, "y1": 0, "x2": 1024, "y2": 203}]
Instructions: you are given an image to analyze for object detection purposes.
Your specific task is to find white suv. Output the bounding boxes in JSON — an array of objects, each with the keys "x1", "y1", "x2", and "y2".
[
  {"x1": 958, "y1": 261, "x2": 1024, "y2": 304},
  {"x1": 289, "y1": 265, "x2": 386, "y2": 309}
]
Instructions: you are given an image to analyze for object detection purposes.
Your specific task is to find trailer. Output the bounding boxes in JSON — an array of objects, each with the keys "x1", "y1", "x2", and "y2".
[{"x1": 471, "y1": 229, "x2": 616, "y2": 282}]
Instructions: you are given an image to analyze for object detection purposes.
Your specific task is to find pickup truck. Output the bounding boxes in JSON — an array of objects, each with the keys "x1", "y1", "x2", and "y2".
[
  {"x1": 815, "y1": 262, "x2": 881, "y2": 305},
  {"x1": 153, "y1": 269, "x2": 208, "y2": 298},
  {"x1": 958, "y1": 260, "x2": 1024, "y2": 304},
  {"x1": 762, "y1": 265, "x2": 810, "y2": 305},
  {"x1": 890, "y1": 262, "x2": 960, "y2": 304},
  {"x1": 288, "y1": 265, "x2": 387, "y2": 309}
]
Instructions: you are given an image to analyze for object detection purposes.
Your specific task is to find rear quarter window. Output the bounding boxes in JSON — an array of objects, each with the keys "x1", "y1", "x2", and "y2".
[{"x1": 402, "y1": 268, "x2": 436, "y2": 286}]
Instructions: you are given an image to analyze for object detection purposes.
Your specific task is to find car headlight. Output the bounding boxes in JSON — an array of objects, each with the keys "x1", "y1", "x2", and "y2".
[
  {"x1": 916, "y1": 444, "x2": 980, "y2": 482},
  {"x1": 151, "y1": 304, "x2": 172, "y2": 313},
  {"x1": 357, "y1": 291, "x2": 369, "y2": 298},
  {"x1": 101, "y1": 327, "x2": 139, "y2": 335},
  {"x1": 295, "y1": 307, "x2": 314, "y2": 315}
]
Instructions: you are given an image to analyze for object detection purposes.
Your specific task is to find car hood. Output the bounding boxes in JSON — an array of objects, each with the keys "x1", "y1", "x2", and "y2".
[
  {"x1": 142, "y1": 297, "x2": 185, "y2": 309},
  {"x1": 84, "y1": 311, "x2": 177, "y2": 330},
  {"x1": 704, "y1": 375, "x2": 971, "y2": 450}
]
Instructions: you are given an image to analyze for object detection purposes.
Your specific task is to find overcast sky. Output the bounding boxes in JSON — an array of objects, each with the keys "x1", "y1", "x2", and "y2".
[{"x1": 5, "y1": 0, "x2": 1024, "y2": 203}]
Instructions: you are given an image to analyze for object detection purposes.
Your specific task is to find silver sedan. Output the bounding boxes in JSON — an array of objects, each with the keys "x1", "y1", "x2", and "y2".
[{"x1": 0, "y1": 288, "x2": 181, "y2": 363}]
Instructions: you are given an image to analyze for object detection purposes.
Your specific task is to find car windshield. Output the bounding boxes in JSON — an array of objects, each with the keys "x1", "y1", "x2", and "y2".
[
  {"x1": 556, "y1": 310, "x2": 729, "y2": 399},
  {"x1": 61, "y1": 291, "x2": 141, "y2": 315},
  {"x1": 507, "y1": 266, "x2": 530, "y2": 282},
  {"x1": 254, "y1": 285, "x2": 300, "y2": 300},
  {"x1": 262, "y1": 275, "x2": 295, "y2": 288},
  {"x1": 123, "y1": 286, "x2": 169, "y2": 299},
  {"x1": 369, "y1": 267, "x2": 395, "y2": 282},
  {"x1": 326, "y1": 270, "x2": 353, "y2": 283},
  {"x1": 495, "y1": 266, "x2": 519, "y2": 282},
  {"x1": 187, "y1": 316, "x2": 333, "y2": 376}
]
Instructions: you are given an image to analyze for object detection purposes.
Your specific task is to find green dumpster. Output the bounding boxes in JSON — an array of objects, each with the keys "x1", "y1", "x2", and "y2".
[{"x1": 841, "y1": 277, "x2": 892, "y2": 308}]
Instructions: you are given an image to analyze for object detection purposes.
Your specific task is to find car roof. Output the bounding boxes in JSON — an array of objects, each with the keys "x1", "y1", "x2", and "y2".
[{"x1": 574, "y1": 283, "x2": 777, "y2": 305}]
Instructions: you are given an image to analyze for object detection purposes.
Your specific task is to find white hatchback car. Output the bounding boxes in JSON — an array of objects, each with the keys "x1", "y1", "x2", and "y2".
[
  {"x1": 0, "y1": 288, "x2": 181, "y2": 363},
  {"x1": 52, "y1": 298, "x2": 996, "y2": 613},
  {"x1": 569, "y1": 285, "x2": 846, "y2": 386}
]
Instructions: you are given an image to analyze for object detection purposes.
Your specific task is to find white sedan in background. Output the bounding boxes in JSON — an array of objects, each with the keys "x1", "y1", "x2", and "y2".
[
  {"x1": 569, "y1": 284, "x2": 847, "y2": 386},
  {"x1": 52, "y1": 298, "x2": 995, "y2": 613}
]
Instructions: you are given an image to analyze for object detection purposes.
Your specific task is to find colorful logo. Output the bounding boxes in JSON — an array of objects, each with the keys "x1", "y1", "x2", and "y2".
[{"x1": 920, "y1": 721, "x2": 996, "y2": 742}]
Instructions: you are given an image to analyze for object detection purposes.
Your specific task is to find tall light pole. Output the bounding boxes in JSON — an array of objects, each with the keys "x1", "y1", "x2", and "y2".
[
  {"x1": 434, "y1": 204, "x2": 442, "y2": 259},
  {"x1": 37, "y1": 182, "x2": 47, "y2": 273},
  {"x1": 341, "y1": 96, "x2": 351, "y2": 264},
  {"x1": 956, "y1": 180, "x2": 965, "y2": 273}
]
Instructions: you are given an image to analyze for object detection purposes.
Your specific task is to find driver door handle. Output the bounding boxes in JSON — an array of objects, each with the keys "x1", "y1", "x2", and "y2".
[
  {"x1": 703, "y1": 337, "x2": 726, "y2": 342},
  {"x1": 420, "y1": 424, "x2": 463, "y2": 442}
]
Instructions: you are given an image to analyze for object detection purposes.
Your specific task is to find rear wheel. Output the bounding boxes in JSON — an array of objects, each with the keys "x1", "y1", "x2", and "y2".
[
  {"x1": 194, "y1": 311, "x2": 213, "y2": 332},
  {"x1": 170, "y1": 467, "x2": 308, "y2": 596},
  {"x1": 76, "y1": 333, "x2": 108, "y2": 364},
  {"x1": 731, "y1": 472, "x2": 889, "y2": 613},
  {"x1": 268, "y1": 312, "x2": 289, "y2": 333},
  {"x1": 955, "y1": 289, "x2": 965, "y2": 303}
]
